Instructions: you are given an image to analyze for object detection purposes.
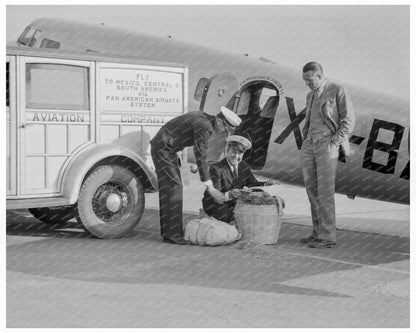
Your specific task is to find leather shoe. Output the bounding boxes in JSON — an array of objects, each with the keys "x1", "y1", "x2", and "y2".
[
  {"x1": 300, "y1": 235, "x2": 318, "y2": 244},
  {"x1": 162, "y1": 237, "x2": 190, "y2": 245},
  {"x1": 308, "y1": 239, "x2": 336, "y2": 248}
]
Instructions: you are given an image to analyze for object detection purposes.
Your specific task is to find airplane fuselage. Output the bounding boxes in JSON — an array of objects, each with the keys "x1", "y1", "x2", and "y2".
[{"x1": 17, "y1": 17, "x2": 409, "y2": 204}]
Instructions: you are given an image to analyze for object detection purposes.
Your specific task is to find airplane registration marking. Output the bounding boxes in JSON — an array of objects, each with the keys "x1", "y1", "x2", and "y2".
[
  {"x1": 274, "y1": 99, "x2": 409, "y2": 180},
  {"x1": 400, "y1": 161, "x2": 409, "y2": 180},
  {"x1": 363, "y1": 119, "x2": 406, "y2": 176},
  {"x1": 274, "y1": 97, "x2": 305, "y2": 150}
]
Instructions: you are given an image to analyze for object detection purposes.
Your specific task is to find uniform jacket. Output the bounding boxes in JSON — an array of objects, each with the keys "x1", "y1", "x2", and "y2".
[
  {"x1": 302, "y1": 81, "x2": 355, "y2": 157},
  {"x1": 150, "y1": 111, "x2": 216, "y2": 182},
  {"x1": 202, "y1": 158, "x2": 265, "y2": 211}
]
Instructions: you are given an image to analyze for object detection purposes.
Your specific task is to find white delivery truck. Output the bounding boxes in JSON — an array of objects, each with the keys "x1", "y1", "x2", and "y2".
[{"x1": 6, "y1": 45, "x2": 188, "y2": 238}]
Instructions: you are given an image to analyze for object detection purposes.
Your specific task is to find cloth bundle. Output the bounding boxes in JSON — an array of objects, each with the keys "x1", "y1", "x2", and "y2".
[{"x1": 184, "y1": 217, "x2": 240, "y2": 246}]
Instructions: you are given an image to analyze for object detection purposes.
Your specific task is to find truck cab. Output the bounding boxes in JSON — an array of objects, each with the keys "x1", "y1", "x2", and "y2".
[{"x1": 6, "y1": 45, "x2": 188, "y2": 238}]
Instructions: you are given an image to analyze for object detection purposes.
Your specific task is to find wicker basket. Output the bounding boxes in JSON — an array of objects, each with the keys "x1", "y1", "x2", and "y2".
[{"x1": 234, "y1": 202, "x2": 283, "y2": 244}]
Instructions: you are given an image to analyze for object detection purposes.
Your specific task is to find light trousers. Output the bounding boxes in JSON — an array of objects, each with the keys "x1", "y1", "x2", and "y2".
[{"x1": 301, "y1": 134, "x2": 339, "y2": 242}]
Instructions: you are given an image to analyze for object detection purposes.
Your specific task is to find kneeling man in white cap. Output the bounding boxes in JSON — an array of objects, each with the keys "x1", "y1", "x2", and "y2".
[{"x1": 202, "y1": 134, "x2": 278, "y2": 223}]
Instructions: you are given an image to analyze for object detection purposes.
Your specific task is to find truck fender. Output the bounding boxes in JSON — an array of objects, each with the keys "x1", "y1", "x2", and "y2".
[{"x1": 61, "y1": 142, "x2": 158, "y2": 205}]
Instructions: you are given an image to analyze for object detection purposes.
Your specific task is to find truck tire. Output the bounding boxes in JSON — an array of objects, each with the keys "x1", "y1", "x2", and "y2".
[
  {"x1": 29, "y1": 205, "x2": 77, "y2": 224},
  {"x1": 77, "y1": 165, "x2": 145, "y2": 238}
]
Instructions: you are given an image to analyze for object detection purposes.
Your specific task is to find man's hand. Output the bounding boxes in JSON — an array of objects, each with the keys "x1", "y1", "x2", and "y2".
[
  {"x1": 229, "y1": 189, "x2": 242, "y2": 199},
  {"x1": 207, "y1": 185, "x2": 225, "y2": 204},
  {"x1": 189, "y1": 163, "x2": 198, "y2": 174}
]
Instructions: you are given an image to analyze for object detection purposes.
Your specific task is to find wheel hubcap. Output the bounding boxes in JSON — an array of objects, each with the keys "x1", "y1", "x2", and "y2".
[
  {"x1": 92, "y1": 181, "x2": 131, "y2": 223},
  {"x1": 106, "y1": 193, "x2": 122, "y2": 212}
]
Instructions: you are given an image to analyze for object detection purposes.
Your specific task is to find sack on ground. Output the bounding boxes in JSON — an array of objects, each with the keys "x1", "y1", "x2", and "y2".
[{"x1": 184, "y1": 217, "x2": 240, "y2": 246}]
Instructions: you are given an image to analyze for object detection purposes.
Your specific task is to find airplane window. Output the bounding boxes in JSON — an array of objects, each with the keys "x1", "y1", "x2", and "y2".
[
  {"x1": 194, "y1": 78, "x2": 210, "y2": 102},
  {"x1": 26, "y1": 63, "x2": 89, "y2": 110},
  {"x1": 17, "y1": 27, "x2": 41, "y2": 47},
  {"x1": 17, "y1": 27, "x2": 30, "y2": 45},
  {"x1": 29, "y1": 30, "x2": 41, "y2": 47},
  {"x1": 40, "y1": 38, "x2": 61, "y2": 49}
]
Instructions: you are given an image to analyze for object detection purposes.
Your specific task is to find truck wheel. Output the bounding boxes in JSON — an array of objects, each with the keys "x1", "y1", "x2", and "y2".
[
  {"x1": 29, "y1": 205, "x2": 77, "y2": 224},
  {"x1": 77, "y1": 165, "x2": 145, "y2": 238}
]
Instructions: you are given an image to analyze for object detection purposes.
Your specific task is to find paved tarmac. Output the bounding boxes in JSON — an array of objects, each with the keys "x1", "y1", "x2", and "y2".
[{"x1": 6, "y1": 181, "x2": 410, "y2": 328}]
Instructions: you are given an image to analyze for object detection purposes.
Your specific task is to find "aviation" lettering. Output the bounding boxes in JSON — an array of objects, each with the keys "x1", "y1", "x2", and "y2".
[{"x1": 32, "y1": 113, "x2": 85, "y2": 122}]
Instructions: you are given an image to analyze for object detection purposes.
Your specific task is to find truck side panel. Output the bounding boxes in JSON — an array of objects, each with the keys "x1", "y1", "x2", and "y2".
[{"x1": 6, "y1": 47, "x2": 187, "y2": 206}]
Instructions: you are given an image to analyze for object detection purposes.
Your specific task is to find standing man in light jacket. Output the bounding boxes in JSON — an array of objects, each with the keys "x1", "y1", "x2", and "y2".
[
  {"x1": 151, "y1": 107, "x2": 241, "y2": 245},
  {"x1": 300, "y1": 62, "x2": 355, "y2": 249}
]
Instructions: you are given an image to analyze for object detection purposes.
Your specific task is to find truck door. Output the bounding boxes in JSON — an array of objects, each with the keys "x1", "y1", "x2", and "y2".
[
  {"x1": 198, "y1": 73, "x2": 238, "y2": 164},
  {"x1": 18, "y1": 56, "x2": 94, "y2": 196},
  {"x1": 7, "y1": 56, "x2": 17, "y2": 196}
]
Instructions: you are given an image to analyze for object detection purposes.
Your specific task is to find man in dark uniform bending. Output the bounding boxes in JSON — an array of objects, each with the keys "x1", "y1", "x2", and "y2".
[{"x1": 150, "y1": 107, "x2": 241, "y2": 244}]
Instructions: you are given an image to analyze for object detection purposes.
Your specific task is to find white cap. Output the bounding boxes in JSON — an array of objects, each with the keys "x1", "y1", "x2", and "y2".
[
  {"x1": 220, "y1": 106, "x2": 242, "y2": 128},
  {"x1": 226, "y1": 135, "x2": 252, "y2": 151}
]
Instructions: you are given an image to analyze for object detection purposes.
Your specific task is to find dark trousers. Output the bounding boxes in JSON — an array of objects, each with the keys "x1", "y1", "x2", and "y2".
[
  {"x1": 203, "y1": 201, "x2": 235, "y2": 223},
  {"x1": 151, "y1": 144, "x2": 183, "y2": 239}
]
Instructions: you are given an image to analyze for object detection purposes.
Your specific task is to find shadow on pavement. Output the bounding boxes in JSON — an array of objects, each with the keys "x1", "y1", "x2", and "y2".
[{"x1": 6, "y1": 208, "x2": 409, "y2": 297}]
